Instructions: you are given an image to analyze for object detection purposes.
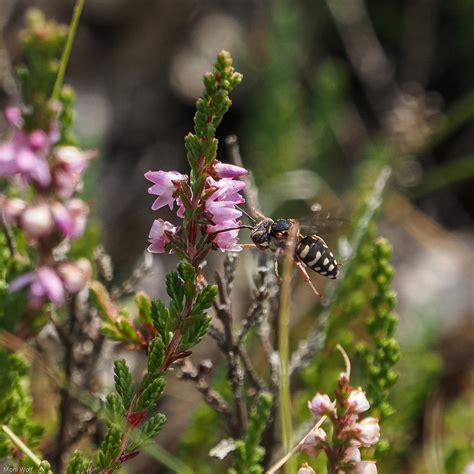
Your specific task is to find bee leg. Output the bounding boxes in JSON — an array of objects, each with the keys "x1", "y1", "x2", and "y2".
[
  {"x1": 253, "y1": 209, "x2": 266, "y2": 220},
  {"x1": 295, "y1": 261, "x2": 323, "y2": 298},
  {"x1": 240, "y1": 243, "x2": 257, "y2": 249},
  {"x1": 272, "y1": 247, "x2": 285, "y2": 280}
]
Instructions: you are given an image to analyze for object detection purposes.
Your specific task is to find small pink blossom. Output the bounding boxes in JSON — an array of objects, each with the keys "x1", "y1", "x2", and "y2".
[
  {"x1": 65, "y1": 199, "x2": 89, "y2": 238},
  {"x1": 308, "y1": 393, "x2": 333, "y2": 417},
  {"x1": 207, "y1": 177, "x2": 246, "y2": 203},
  {"x1": 298, "y1": 462, "x2": 316, "y2": 474},
  {"x1": 57, "y1": 258, "x2": 92, "y2": 293},
  {"x1": 213, "y1": 160, "x2": 248, "y2": 179},
  {"x1": 354, "y1": 417, "x2": 380, "y2": 447},
  {"x1": 20, "y1": 202, "x2": 54, "y2": 238},
  {"x1": 301, "y1": 428, "x2": 327, "y2": 457},
  {"x1": 346, "y1": 388, "x2": 370, "y2": 414},
  {"x1": 10, "y1": 266, "x2": 65, "y2": 308},
  {"x1": 351, "y1": 461, "x2": 377, "y2": 474},
  {"x1": 147, "y1": 219, "x2": 177, "y2": 253},
  {"x1": 53, "y1": 146, "x2": 95, "y2": 198},
  {"x1": 145, "y1": 170, "x2": 187, "y2": 211},
  {"x1": 1, "y1": 197, "x2": 26, "y2": 225},
  {"x1": 4, "y1": 106, "x2": 23, "y2": 128}
]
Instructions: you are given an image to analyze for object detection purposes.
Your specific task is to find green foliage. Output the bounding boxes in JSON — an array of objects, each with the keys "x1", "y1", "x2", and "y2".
[
  {"x1": 96, "y1": 425, "x2": 122, "y2": 469},
  {"x1": 129, "y1": 413, "x2": 167, "y2": 451},
  {"x1": 114, "y1": 359, "x2": 135, "y2": 410},
  {"x1": 136, "y1": 291, "x2": 152, "y2": 325},
  {"x1": 38, "y1": 460, "x2": 53, "y2": 474},
  {"x1": 357, "y1": 237, "x2": 401, "y2": 423},
  {"x1": 185, "y1": 50, "x2": 242, "y2": 172},
  {"x1": 136, "y1": 376, "x2": 166, "y2": 411},
  {"x1": 147, "y1": 336, "x2": 165, "y2": 374},
  {"x1": 229, "y1": 392, "x2": 273, "y2": 474},
  {"x1": 0, "y1": 348, "x2": 43, "y2": 460},
  {"x1": 103, "y1": 393, "x2": 125, "y2": 428},
  {"x1": 66, "y1": 450, "x2": 90, "y2": 474}
]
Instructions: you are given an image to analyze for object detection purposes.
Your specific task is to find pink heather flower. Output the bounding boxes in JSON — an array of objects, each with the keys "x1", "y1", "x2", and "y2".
[
  {"x1": 57, "y1": 258, "x2": 92, "y2": 293},
  {"x1": 298, "y1": 463, "x2": 316, "y2": 474},
  {"x1": 53, "y1": 146, "x2": 95, "y2": 198},
  {"x1": 346, "y1": 388, "x2": 370, "y2": 414},
  {"x1": 4, "y1": 106, "x2": 23, "y2": 128},
  {"x1": 301, "y1": 428, "x2": 327, "y2": 457},
  {"x1": 145, "y1": 170, "x2": 187, "y2": 211},
  {"x1": 213, "y1": 160, "x2": 248, "y2": 179},
  {"x1": 20, "y1": 202, "x2": 54, "y2": 238},
  {"x1": 65, "y1": 199, "x2": 89, "y2": 238},
  {"x1": 205, "y1": 177, "x2": 246, "y2": 252},
  {"x1": 207, "y1": 177, "x2": 246, "y2": 203},
  {"x1": 462, "y1": 461, "x2": 474, "y2": 474},
  {"x1": 354, "y1": 417, "x2": 380, "y2": 447},
  {"x1": 308, "y1": 393, "x2": 333, "y2": 417},
  {"x1": 1, "y1": 197, "x2": 26, "y2": 225},
  {"x1": 10, "y1": 266, "x2": 65, "y2": 308},
  {"x1": 147, "y1": 219, "x2": 177, "y2": 253},
  {"x1": 351, "y1": 461, "x2": 377, "y2": 474},
  {"x1": 342, "y1": 446, "x2": 361, "y2": 464}
]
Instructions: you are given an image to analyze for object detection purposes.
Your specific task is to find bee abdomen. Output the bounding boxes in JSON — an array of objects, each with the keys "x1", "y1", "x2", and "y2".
[{"x1": 296, "y1": 236, "x2": 339, "y2": 279}]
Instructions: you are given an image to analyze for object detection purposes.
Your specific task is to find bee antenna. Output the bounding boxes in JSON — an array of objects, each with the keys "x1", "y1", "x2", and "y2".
[
  {"x1": 210, "y1": 225, "x2": 254, "y2": 236},
  {"x1": 236, "y1": 206, "x2": 256, "y2": 224}
]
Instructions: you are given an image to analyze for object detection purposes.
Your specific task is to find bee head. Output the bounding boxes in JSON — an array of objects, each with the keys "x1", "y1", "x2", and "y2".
[{"x1": 250, "y1": 218, "x2": 274, "y2": 248}]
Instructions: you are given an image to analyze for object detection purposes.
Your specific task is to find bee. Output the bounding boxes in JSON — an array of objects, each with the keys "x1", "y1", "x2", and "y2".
[{"x1": 241, "y1": 212, "x2": 340, "y2": 297}]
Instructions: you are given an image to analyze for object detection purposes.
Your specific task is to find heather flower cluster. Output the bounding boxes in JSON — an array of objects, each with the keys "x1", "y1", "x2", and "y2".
[
  {"x1": 1, "y1": 106, "x2": 94, "y2": 308},
  {"x1": 298, "y1": 372, "x2": 380, "y2": 474},
  {"x1": 145, "y1": 160, "x2": 247, "y2": 258}
]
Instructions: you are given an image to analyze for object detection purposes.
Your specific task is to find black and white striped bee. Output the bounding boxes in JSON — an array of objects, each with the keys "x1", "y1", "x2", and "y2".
[{"x1": 246, "y1": 214, "x2": 340, "y2": 297}]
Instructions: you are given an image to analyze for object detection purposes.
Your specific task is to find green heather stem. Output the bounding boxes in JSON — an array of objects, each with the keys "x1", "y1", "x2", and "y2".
[
  {"x1": 51, "y1": 0, "x2": 85, "y2": 101},
  {"x1": 278, "y1": 226, "x2": 298, "y2": 474},
  {"x1": 2, "y1": 424, "x2": 42, "y2": 467}
]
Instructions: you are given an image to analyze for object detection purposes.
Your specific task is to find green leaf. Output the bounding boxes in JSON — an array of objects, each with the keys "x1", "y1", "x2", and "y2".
[
  {"x1": 66, "y1": 450, "x2": 90, "y2": 474},
  {"x1": 166, "y1": 272, "x2": 184, "y2": 312},
  {"x1": 113, "y1": 359, "x2": 135, "y2": 410},
  {"x1": 191, "y1": 285, "x2": 218, "y2": 317},
  {"x1": 129, "y1": 413, "x2": 167, "y2": 451},
  {"x1": 136, "y1": 376, "x2": 166, "y2": 411},
  {"x1": 135, "y1": 291, "x2": 152, "y2": 325},
  {"x1": 38, "y1": 461, "x2": 53, "y2": 474},
  {"x1": 148, "y1": 336, "x2": 165, "y2": 374},
  {"x1": 151, "y1": 300, "x2": 172, "y2": 345},
  {"x1": 103, "y1": 392, "x2": 125, "y2": 427},
  {"x1": 96, "y1": 425, "x2": 122, "y2": 469}
]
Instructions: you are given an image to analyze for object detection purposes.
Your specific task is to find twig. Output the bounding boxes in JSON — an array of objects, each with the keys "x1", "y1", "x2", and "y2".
[
  {"x1": 51, "y1": 0, "x2": 85, "y2": 101},
  {"x1": 1, "y1": 222, "x2": 18, "y2": 259},
  {"x1": 325, "y1": 0, "x2": 399, "y2": 119},
  {"x1": 179, "y1": 359, "x2": 237, "y2": 433},
  {"x1": 265, "y1": 413, "x2": 329, "y2": 474},
  {"x1": 2, "y1": 425, "x2": 42, "y2": 467},
  {"x1": 111, "y1": 251, "x2": 153, "y2": 299}
]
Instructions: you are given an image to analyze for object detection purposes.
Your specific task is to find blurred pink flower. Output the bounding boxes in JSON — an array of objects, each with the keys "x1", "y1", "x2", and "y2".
[
  {"x1": 308, "y1": 393, "x2": 333, "y2": 417},
  {"x1": 57, "y1": 258, "x2": 92, "y2": 293},
  {"x1": 65, "y1": 199, "x2": 89, "y2": 238},
  {"x1": 10, "y1": 266, "x2": 65, "y2": 308},
  {"x1": 1, "y1": 197, "x2": 26, "y2": 225},
  {"x1": 145, "y1": 170, "x2": 187, "y2": 211},
  {"x1": 53, "y1": 146, "x2": 95, "y2": 198},
  {"x1": 354, "y1": 417, "x2": 380, "y2": 447},
  {"x1": 20, "y1": 202, "x2": 54, "y2": 238},
  {"x1": 147, "y1": 219, "x2": 177, "y2": 253}
]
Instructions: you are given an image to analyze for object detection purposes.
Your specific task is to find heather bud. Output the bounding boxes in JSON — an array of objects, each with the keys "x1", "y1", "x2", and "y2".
[
  {"x1": 21, "y1": 202, "x2": 54, "y2": 238},
  {"x1": 354, "y1": 417, "x2": 380, "y2": 447},
  {"x1": 351, "y1": 461, "x2": 378, "y2": 474},
  {"x1": 301, "y1": 428, "x2": 327, "y2": 457},
  {"x1": 2, "y1": 197, "x2": 26, "y2": 225},
  {"x1": 298, "y1": 462, "x2": 316, "y2": 474},
  {"x1": 57, "y1": 258, "x2": 92, "y2": 293},
  {"x1": 346, "y1": 388, "x2": 370, "y2": 414},
  {"x1": 308, "y1": 393, "x2": 333, "y2": 417}
]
